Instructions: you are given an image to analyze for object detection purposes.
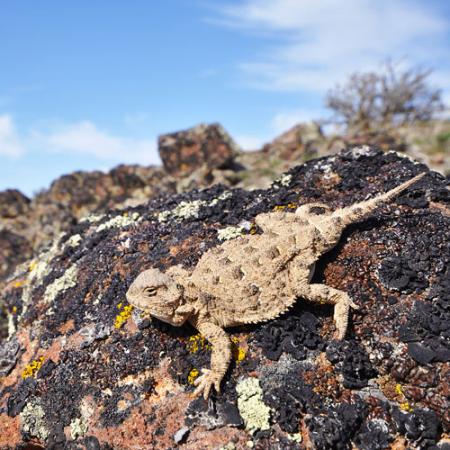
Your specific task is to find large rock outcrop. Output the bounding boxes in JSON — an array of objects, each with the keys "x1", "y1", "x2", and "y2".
[{"x1": 1, "y1": 148, "x2": 449, "y2": 449}]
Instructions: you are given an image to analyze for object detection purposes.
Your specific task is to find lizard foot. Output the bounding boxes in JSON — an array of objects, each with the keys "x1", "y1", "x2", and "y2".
[{"x1": 193, "y1": 368, "x2": 222, "y2": 399}]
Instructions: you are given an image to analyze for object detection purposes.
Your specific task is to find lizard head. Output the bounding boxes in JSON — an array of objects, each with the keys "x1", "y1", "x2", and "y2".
[{"x1": 126, "y1": 268, "x2": 189, "y2": 326}]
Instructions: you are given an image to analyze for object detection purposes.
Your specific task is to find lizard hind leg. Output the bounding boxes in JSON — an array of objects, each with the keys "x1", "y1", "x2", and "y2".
[{"x1": 295, "y1": 283, "x2": 359, "y2": 339}]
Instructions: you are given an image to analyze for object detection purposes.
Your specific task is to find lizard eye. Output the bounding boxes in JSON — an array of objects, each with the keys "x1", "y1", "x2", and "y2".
[{"x1": 144, "y1": 287, "x2": 158, "y2": 297}]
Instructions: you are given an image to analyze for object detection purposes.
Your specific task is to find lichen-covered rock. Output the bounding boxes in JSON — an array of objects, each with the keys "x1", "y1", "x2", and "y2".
[
  {"x1": 158, "y1": 123, "x2": 240, "y2": 176},
  {"x1": 0, "y1": 148, "x2": 449, "y2": 449}
]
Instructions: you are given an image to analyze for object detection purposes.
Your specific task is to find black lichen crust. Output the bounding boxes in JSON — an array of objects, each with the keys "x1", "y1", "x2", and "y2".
[{"x1": 1, "y1": 147, "x2": 449, "y2": 448}]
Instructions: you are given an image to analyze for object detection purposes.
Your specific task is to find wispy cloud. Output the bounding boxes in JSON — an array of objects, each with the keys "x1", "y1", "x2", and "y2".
[
  {"x1": 0, "y1": 116, "x2": 160, "y2": 165},
  {"x1": 213, "y1": 0, "x2": 450, "y2": 93},
  {"x1": 0, "y1": 114, "x2": 24, "y2": 157}
]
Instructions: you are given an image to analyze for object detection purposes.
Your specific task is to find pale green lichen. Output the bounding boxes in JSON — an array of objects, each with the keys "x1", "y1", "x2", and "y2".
[
  {"x1": 288, "y1": 433, "x2": 302, "y2": 443},
  {"x1": 236, "y1": 377, "x2": 271, "y2": 434},
  {"x1": 96, "y1": 212, "x2": 140, "y2": 232},
  {"x1": 158, "y1": 191, "x2": 233, "y2": 222},
  {"x1": 20, "y1": 398, "x2": 49, "y2": 442},
  {"x1": 16, "y1": 236, "x2": 65, "y2": 328},
  {"x1": 70, "y1": 417, "x2": 88, "y2": 439},
  {"x1": 279, "y1": 173, "x2": 292, "y2": 187},
  {"x1": 217, "y1": 225, "x2": 245, "y2": 241},
  {"x1": 158, "y1": 199, "x2": 206, "y2": 222},
  {"x1": 66, "y1": 234, "x2": 82, "y2": 248},
  {"x1": 80, "y1": 213, "x2": 105, "y2": 223},
  {"x1": 44, "y1": 264, "x2": 78, "y2": 304}
]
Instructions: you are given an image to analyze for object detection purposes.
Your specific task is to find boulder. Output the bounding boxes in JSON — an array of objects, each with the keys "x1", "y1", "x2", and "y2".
[
  {"x1": 1, "y1": 148, "x2": 449, "y2": 449},
  {"x1": 158, "y1": 123, "x2": 240, "y2": 177},
  {"x1": 0, "y1": 190, "x2": 31, "y2": 219},
  {"x1": 262, "y1": 122, "x2": 324, "y2": 161}
]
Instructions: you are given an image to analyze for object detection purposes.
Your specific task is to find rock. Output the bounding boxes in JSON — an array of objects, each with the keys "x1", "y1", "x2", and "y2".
[
  {"x1": 158, "y1": 123, "x2": 240, "y2": 176},
  {"x1": 1, "y1": 148, "x2": 449, "y2": 449},
  {"x1": 262, "y1": 122, "x2": 324, "y2": 161},
  {"x1": 173, "y1": 426, "x2": 189, "y2": 444},
  {"x1": 0, "y1": 190, "x2": 30, "y2": 219},
  {"x1": 0, "y1": 229, "x2": 32, "y2": 281}
]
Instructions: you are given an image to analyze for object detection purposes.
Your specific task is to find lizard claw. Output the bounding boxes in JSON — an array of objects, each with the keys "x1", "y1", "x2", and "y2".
[
  {"x1": 193, "y1": 368, "x2": 221, "y2": 399},
  {"x1": 350, "y1": 299, "x2": 359, "y2": 310}
]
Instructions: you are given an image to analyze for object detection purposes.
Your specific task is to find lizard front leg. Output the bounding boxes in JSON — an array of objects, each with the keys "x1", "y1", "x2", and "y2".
[
  {"x1": 296, "y1": 283, "x2": 359, "y2": 339},
  {"x1": 190, "y1": 320, "x2": 232, "y2": 399}
]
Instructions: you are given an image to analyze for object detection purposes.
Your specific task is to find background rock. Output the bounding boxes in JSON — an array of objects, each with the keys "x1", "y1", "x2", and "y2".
[
  {"x1": 158, "y1": 123, "x2": 240, "y2": 177},
  {"x1": 1, "y1": 148, "x2": 449, "y2": 449}
]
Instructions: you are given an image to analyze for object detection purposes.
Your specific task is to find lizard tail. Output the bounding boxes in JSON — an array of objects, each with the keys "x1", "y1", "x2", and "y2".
[{"x1": 333, "y1": 172, "x2": 426, "y2": 226}]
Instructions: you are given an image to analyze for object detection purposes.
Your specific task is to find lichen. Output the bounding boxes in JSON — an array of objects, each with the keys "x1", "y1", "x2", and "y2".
[
  {"x1": 20, "y1": 398, "x2": 49, "y2": 442},
  {"x1": 236, "y1": 377, "x2": 271, "y2": 434},
  {"x1": 66, "y1": 234, "x2": 82, "y2": 248},
  {"x1": 158, "y1": 191, "x2": 233, "y2": 222},
  {"x1": 287, "y1": 433, "x2": 302, "y2": 443},
  {"x1": 18, "y1": 236, "x2": 65, "y2": 323},
  {"x1": 114, "y1": 303, "x2": 134, "y2": 329},
  {"x1": 44, "y1": 264, "x2": 78, "y2": 304},
  {"x1": 279, "y1": 174, "x2": 292, "y2": 187},
  {"x1": 217, "y1": 225, "x2": 245, "y2": 241},
  {"x1": 186, "y1": 334, "x2": 211, "y2": 353},
  {"x1": 187, "y1": 368, "x2": 199, "y2": 385},
  {"x1": 80, "y1": 213, "x2": 105, "y2": 223},
  {"x1": 96, "y1": 212, "x2": 140, "y2": 232},
  {"x1": 70, "y1": 417, "x2": 88, "y2": 439},
  {"x1": 395, "y1": 383, "x2": 414, "y2": 412},
  {"x1": 21, "y1": 356, "x2": 45, "y2": 379},
  {"x1": 231, "y1": 336, "x2": 246, "y2": 362},
  {"x1": 158, "y1": 199, "x2": 206, "y2": 222}
]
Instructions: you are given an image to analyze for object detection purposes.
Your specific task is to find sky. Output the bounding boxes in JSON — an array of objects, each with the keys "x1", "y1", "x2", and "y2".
[{"x1": 1, "y1": 0, "x2": 449, "y2": 196}]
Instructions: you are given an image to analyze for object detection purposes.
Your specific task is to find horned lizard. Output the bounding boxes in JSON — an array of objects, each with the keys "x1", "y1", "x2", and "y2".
[{"x1": 126, "y1": 173, "x2": 425, "y2": 398}]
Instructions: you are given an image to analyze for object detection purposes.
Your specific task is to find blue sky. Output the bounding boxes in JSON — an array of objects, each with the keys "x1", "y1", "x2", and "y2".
[{"x1": 1, "y1": 0, "x2": 449, "y2": 196}]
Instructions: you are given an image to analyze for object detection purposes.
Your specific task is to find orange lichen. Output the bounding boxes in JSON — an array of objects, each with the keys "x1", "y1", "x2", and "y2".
[
  {"x1": 114, "y1": 304, "x2": 134, "y2": 329},
  {"x1": 21, "y1": 356, "x2": 45, "y2": 379}
]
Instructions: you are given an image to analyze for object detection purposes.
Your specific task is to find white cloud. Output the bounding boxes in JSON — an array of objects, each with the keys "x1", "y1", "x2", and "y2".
[
  {"x1": 0, "y1": 114, "x2": 24, "y2": 157},
  {"x1": 271, "y1": 108, "x2": 325, "y2": 135},
  {"x1": 35, "y1": 121, "x2": 159, "y2": 165},
  {"x1": 234, "y1": 134, "x2": 267, "y2": 150},
  {"x1": 214, "y1": 0, "x2": 450, "y2": 93}
]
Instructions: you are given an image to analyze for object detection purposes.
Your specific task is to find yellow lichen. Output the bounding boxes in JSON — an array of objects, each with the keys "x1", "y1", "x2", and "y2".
[
  {"x1": 395, "y1": 384, "x2": 413, "y2": 412},
  {"x1": 22, "y1": 356, "x2": 45, "y2": 379},
  {"x1": 231, "y1": 336, "x2": 246, "y2": 362},
  {"x1": 186, "y1": 334, "x2": 211, "y2": 353},
  {"x1": 187, "y1": 368, "x2": 199, "y2": 385},
  {"x1": 399, "y1": 401, "x2": 413, "y2": 412},
  {"x1": 273, "y1": 202, "x2": 298, "y2": 212},
  {"x1": 28, "y1": 260, "x2": 37, "y2": 272},
  {"x1": 114, "y1": 304, "x2": 134, "y2": 329},
  {"x1": 13, "y1": 280, "x2": 25, "y2": 288}
]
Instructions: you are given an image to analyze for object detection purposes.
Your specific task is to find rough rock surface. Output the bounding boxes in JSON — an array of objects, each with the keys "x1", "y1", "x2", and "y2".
[
  {"x1": 1, "y1": 148, "x2": 450, "y2": 450},
  {"x1": 158, "y1": 123, "x2": 240, "y2": 177}
]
